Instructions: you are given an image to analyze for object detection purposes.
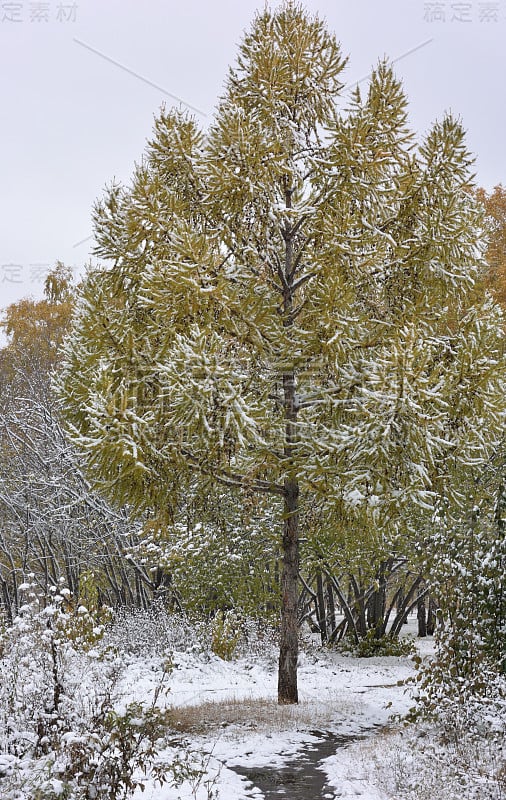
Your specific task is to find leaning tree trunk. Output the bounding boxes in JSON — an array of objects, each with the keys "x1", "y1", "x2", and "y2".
[
  {"x1": 368, "y1": 562, "x2": 388, "y2": 639},
  {"x1": 326, "y1": 577, "x2": 337, "y2": 637},
  {"x1": 427, "y1": 596, "x2": 437, "y2": 635},
  {"x1": 316, "y1": 569, "x2": 328, "y2": 644}
]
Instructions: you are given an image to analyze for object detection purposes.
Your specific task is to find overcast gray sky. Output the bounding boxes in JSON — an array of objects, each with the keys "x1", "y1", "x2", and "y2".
[{"x1": 0, "y1": 0, "x2": 504, "y2": 316}]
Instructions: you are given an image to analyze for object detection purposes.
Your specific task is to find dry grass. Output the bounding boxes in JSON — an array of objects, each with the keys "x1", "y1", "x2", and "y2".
[{"x1": 166, "y1": 695, "x2": 352, "y2": 735}]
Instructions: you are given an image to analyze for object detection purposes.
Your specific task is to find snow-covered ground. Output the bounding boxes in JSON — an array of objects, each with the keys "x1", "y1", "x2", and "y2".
[
  {"x1": 117, "y1": 624, "x2": 423, "y2": 799},
  {"x1": 1, "y1": 608, "x2": 503, "y2": 800},
  {"x1": 117, "y1": 621, "x2": 504, "y2": 800}
]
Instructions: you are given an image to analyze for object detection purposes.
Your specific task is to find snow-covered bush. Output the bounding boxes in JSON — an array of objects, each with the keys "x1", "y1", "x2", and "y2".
[
  {"x1": 349, "y1": 630, "x2": 415, "y2": 658},
  {"x1": 210, "y1": 610, "x2": 241, "y2": 661},
  {"x1": 412, "y1": 476, "x2": 506, "y2": 725},
  {"x1": 104, "y1": 604, "x2": 208, "y2": 657},
  {"x1": 232, "y1": 615, "x2": 279, "y2": 660},
  {"x1": 0, "y1": 588, "x2": 187, "y2": 799},
  {"x1": 365, "y1": 714, "x2": 506, "y2": 800},
  {"x1": 128, "y1": 506, "x2": 280, "y2": 622},
  {"x1": 103, "y1": 604, "x2": 279, "y2": 665}
]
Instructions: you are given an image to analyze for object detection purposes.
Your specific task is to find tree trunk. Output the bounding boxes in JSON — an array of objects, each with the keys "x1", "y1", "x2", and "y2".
[
  {"x1": 350, "y1": 574, "x2": 367, "y2": 638},
  {"x1": 369, "y1": 563, "x2": 387, "y2": 639},
  {"x1": 389, "y1": 576, "x2": 426, "y2": 637},
  {"x1": 316, "y1": 569, "x2": 327, "y2": 644},
  {"x1": 278, "y1": 476, "x2": 299, "y2": 704},
  {"x1": 417, "y1": 594, "x2": 427, "y2": 637},
  {"x1": 0, "y1": 577, "x2": 13, "y2": 626},
  {"x1": 326, "y1": 577, "x2": 337, "y2": 638},
  {"x1": 427, "y1": 596, "x2": 436, "y2": 635},
  {"x1": 326, "y1": 573, "x2": 360, "y2": 644},
  {"x1": 278, "y1": 363, "x2": 299, "y2": 704},
  {"x1": 277, "y1": 189, "x2": 300, "y2": 705}
]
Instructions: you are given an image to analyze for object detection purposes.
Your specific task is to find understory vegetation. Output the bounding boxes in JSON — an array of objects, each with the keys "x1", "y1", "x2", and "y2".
[
  {"x1": 0, "y1": 592, "x2": 279, "y2": 800},
  {"x1": 362, "y1": 707, "x2": 506, "y2": 800}
]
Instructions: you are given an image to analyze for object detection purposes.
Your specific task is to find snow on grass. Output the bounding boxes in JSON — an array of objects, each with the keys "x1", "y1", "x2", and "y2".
[{"x1": 323, "y1": 720, "x2": 506, "y2": 800}]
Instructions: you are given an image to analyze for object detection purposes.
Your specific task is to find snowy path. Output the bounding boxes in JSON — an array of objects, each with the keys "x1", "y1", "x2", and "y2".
[{"x1": 231, "y1": 729, "x2": 372, "y2": 799}]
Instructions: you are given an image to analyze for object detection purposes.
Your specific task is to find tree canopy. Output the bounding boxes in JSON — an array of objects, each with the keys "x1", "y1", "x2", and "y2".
[{"x1": 57, "y1": 2, "x2": 506, "y2": 703}]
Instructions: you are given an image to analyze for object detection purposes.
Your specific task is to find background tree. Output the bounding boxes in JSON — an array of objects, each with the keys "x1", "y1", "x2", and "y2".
[
  {"x1": 0, "y1": 266, "x2": 159, "y2": 620},
  {"x1": 57, "y1": 3, "x2": 506, "y2": 703},
  {"x1": 130, "y1": 487, "x2": 280, "y2": 619},
  {"x1": 0, "y1": 261, "x2": 73, "y2": 376}
]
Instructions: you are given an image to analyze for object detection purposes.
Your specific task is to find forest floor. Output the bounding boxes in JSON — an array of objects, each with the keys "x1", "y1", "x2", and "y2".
[
  {"x1": 1, "y1": 611, "x2": 503, "y2": 799},
  {"x1": 124, "y1": 637, "x2": 415, "y2": 799},
  {"x1": 114, "y1": 620, "x2": 502, "y2": 800}
]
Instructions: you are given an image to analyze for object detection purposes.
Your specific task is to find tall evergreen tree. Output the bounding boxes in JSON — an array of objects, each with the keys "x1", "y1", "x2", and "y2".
[{"x1": 57, "y1": 3, "x2": 506, "y2": 703}]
